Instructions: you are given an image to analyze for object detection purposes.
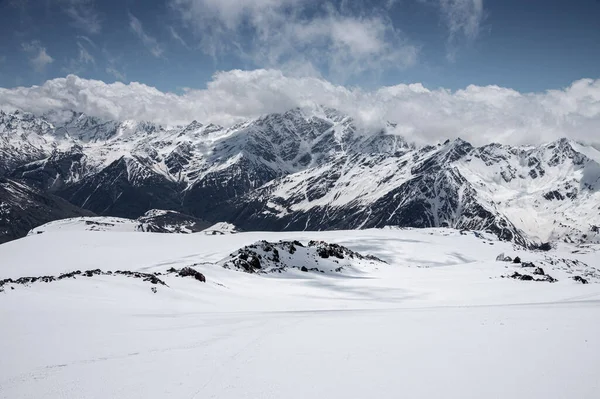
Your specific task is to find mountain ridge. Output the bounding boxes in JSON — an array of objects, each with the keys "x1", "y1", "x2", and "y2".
[{"x1": 1, "y1": 107, "x2": 599, "y2": 246}]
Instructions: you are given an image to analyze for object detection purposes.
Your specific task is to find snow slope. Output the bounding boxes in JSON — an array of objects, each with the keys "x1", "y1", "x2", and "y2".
[
  {"x1": 1, "y1": 228, "x2": 599, "y2": 398},
  {"x1": 28, "y1": 210, "x2": 210, "y2": 235}
]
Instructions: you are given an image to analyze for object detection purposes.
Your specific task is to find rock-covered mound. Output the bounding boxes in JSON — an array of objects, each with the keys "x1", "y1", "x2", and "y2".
[{"x1": 221, "y1": 240, "x2": 386, "y2": 274}]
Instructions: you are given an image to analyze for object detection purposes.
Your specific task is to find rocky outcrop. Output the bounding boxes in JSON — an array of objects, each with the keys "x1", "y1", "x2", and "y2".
[
  {"x1": 221, "y1": 240, "x2": 386, "y2": 274},
  {"x1": 0, "y1": 269, "x2": 167, "y2": 292}
]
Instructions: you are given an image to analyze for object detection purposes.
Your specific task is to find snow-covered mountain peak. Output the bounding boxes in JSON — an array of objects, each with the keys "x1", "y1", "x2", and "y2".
[{"x1": 1, "y1": 106, "x2": 599, "y2": 247}]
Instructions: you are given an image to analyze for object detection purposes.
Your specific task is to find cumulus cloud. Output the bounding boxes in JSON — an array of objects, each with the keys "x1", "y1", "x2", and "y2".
[
  {"x1": 21, "y1": 41, "x2": 54, "y2": 72},
  {"x1": 169, "y1": 0, "x2": 418, "y2": 80},
  {"x1": 129, "y1": 14, "x2": 164, "y2": 58},
  {"x1": 1, "y1": 71, "x2": 599, "y2": 146}
]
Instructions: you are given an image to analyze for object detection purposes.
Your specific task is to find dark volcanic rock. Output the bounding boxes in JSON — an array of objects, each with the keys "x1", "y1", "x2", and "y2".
[
  {"x1": 510, "y1": 272, "x2": 534, "y2": 281},
  {"x1": 178, "y1": 267, "x2": 206, "y2": 282},
  {"x1": 222, "y1": 239, "x2": 386, "y2": 274},
  {"x1": 572, "y1": 276, "x2": 589, "y2": 284},
  {"x1": 509, "y1": 270, "x2": 556, "y2": 283},
  {"x1": 532, "y1": 267, "x2": 545, "y2": 275}
]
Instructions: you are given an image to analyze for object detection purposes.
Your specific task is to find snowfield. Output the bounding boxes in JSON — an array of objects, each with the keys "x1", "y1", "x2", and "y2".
[{"x1": 1, "y1": 227, "x2": 599, "y2": 398}]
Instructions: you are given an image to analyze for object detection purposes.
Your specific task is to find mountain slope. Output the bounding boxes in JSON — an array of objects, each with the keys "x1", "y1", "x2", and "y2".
[
  {"x1": 0, "y1": 177, "x2": 94, "y2": 243},
  {"x1": 1, "y1": 107, "x2": 599, "y2": 246},
  {"x1": 223, "y1": 138, "x2": 600, "y2": 246}
]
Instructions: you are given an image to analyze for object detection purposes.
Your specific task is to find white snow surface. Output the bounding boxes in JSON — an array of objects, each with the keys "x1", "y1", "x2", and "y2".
[
  {"x1": 28, "y1": 216, "x2": 142, "y2": 234},
  {"x1": 1, "y1": 227, "x2": 600, "y2": 398},
  {"x1": 28, "y1": 211, "x2": 205, "y2": 236},
  {"x1": 202, "y1": 221, "x2": 240, "y2": 235}
]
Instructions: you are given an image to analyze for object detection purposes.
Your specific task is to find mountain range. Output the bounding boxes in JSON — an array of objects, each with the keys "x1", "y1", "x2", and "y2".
[{"x1": 1, "y1": 107, "x2": 599, "y2": 246}]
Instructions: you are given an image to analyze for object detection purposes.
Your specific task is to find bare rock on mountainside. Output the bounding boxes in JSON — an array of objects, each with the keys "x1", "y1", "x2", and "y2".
[
  {"x1": 2, "y1": 109, "x2": 600, "y2": 247},
  {"x1": 221, "y1": 240, "x2": 386, "y2": 274},
  {"x1": 0, "y1": 177, "x2": 94, "y2": 244}
]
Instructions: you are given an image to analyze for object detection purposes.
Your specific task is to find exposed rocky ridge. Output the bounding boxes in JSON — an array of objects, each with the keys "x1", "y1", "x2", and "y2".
[
  {"x1": 0, "y1": 265, "x2": 208, "y2": 293},
  {"x1": 1, "y1": 107, "x2": 599, "y2": 247},
  {"x1": 221, "y1": 240, "x2": 386, "y2": 274}
]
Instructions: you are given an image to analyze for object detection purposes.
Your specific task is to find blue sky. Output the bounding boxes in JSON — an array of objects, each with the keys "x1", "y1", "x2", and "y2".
[{"x1": 1, "y1": 0, "x2": 599, "y2": 93}]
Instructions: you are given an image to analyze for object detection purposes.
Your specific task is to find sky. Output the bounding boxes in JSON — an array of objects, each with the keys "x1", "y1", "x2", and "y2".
[{"x1": 0, "y1": 0, "x2": 599, "y2": 145}]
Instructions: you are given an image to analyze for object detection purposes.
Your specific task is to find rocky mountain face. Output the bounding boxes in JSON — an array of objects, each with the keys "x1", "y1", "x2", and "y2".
[
  {"x1": 1, "y1": 107, "x2": 599, "y2": 246},
  {"x1": 0, "y1": 177, "x2": 94, "y2": 244}
]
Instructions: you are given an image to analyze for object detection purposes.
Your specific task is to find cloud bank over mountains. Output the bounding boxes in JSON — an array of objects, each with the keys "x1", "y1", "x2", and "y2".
[{"x1": 1, "y1": 70, "x2": 599, "y2": 146}]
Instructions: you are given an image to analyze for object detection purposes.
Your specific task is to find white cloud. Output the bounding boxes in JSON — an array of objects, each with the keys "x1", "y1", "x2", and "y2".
[
  {"x1": 168, "y1": 26, "x2": 190, "y2": 49},
  {"x1": 63, "y1": 0, "x2": 102, "y2": 35},
  {"x1": 1, "y1": 71, "x2": 600, "y2": 147},
  {"x1": 129, "y1": 14, "x2": 164, "y2": 58},
  {"x1": 169, "y1": 0, "x2": 418, "y2": 81},
  {"x1": 63, "y1": 39, "x2": 96, "y2": 74},
  {"x1": 103, "y1": 48, "x2": 127, "y2": 82},
  {"x1": 77, "y1": 42, "x2": 95, "y2": 65},
  {"x1": 105, "y1": 67, "x2": 126, "y2": 81},
  {"x1": 21, "y1": 41, "x2": 54, "y2": 72},
  {"x1": 438, "y1": 0, "x2": 484, "y2": 61}
]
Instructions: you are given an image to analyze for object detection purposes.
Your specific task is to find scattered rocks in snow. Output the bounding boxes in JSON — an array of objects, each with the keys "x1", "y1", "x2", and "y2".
[
  {"x1": 532, "y1": 267, "x2": 545, "y2": 275},
  {"x1": 0, "y1": 269, "x2": 168, "y2": 291},
  {"x1": 512, "y1": 256, "x2": 522, "y2": 264},
  {"x1": 572, "y1": 276, "x2": 589, "y2": 284},
  {"x1": 510, "y1": 272, "x2": 534, "y2": 281},
  {"x1": 221, "y1": 240, "x2": 386, "y2": 274},
  {"x1": 114, "y1": 270, "x2": 167, "y2": 285},
  {"x1": 496, "y1": 253, "x2": 513, "y2": 262},
  {"x1": 177, "y1": 267, "x2": 206, "y2": 282},
  {"x1": 58, "y1": 270, "x2": 82, "y2": 279},
  {"x1": 83, "y1": 269, "x2": 103, "y2": 277},
  {"x1": 543, "y1": 257, "x2": 600, "y2": 282},
  {"x1": 521, "y1": 261, "x2": 536, "y2": 268},
  {"x1": 507, "y1": 270, "x2": 556, "y2": 283}
]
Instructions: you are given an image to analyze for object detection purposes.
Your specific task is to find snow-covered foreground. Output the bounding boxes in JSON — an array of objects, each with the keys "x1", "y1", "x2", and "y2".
[{"x1": 1, "y1": 227, "x2": 600, "y2": 398}]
